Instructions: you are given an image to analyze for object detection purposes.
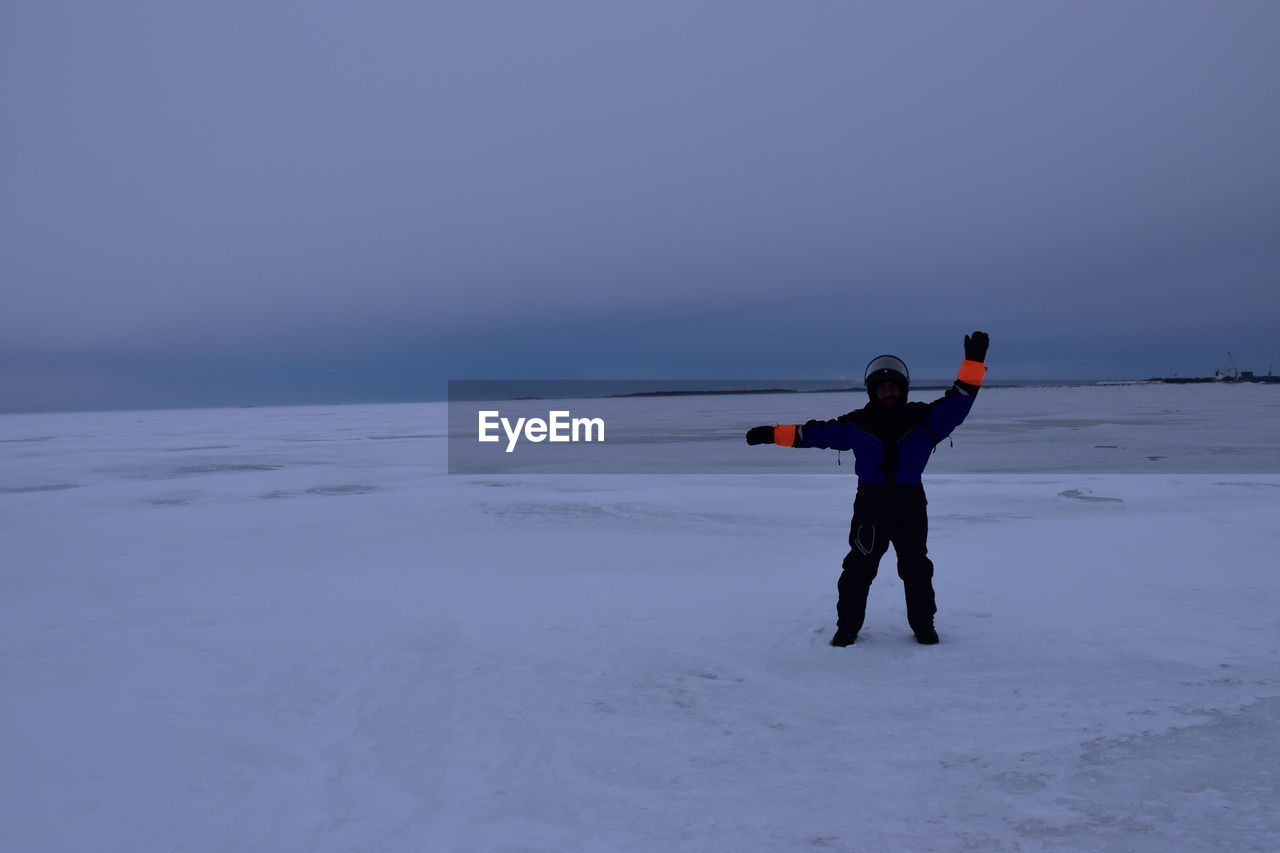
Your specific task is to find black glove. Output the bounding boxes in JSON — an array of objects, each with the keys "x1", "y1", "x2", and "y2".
[
  {"x1": 745, "y1": 426, "x2": 775, "y2": 445},
  {"x1": 964, "y1": 331, "x2": 989, "y2": 362}
]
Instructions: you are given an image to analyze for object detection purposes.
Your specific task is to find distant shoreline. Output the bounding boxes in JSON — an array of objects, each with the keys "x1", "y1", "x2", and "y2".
[
  {"x1": 1145, "y1": 376, "x2": 1280, "y2": 384},
  {"x1": 495, "y1": 379, "x2": 1280, "y2": 402},
  {"x1": 604, "y1": 383, "x2": 1089, "y2": 399},
  {"x1": 8, "y1": 379, "x2": 1276, "y2": 416}
]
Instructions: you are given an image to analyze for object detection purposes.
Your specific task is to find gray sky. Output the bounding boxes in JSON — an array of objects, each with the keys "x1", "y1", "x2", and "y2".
[{"x1": 3, "y1": 1, "x2": 1278, "y2": 411}]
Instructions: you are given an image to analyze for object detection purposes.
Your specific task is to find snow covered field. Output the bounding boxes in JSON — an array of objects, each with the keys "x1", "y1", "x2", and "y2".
[{"x1": 3, "y1": 385, "x2": 1279, "y2": 852}]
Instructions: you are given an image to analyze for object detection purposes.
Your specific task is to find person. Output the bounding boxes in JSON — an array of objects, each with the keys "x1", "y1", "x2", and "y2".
[{"x1": 745, "y1": 331, "x2": 989, "y2": 646}]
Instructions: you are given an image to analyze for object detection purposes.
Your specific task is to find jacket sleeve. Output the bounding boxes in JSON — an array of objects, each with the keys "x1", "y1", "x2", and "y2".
[
  {"x1": 924, "y1": 359, "x2": 985, "y2": 440},
  {"x1": 773, "y1": 416, "x2": 858, "y2": 451}
]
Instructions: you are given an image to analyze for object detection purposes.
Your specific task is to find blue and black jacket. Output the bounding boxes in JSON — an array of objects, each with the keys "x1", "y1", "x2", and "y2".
[{"x1": 767, "y1": 360, "x2": 985, "y2": 485}]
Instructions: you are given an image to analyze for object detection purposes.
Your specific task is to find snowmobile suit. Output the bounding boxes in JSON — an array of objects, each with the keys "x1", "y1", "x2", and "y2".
[
  {"x1": 767, "y1": 359, "x2": 985, "y2": 636},
  {"x1": 839, "y1": 482, "x2": 933, "y2": 636}
]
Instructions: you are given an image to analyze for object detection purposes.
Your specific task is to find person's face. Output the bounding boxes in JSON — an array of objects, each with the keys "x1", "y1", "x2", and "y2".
[{"x1": 875, "y1": 381, "x2": 902, "y2": 408}]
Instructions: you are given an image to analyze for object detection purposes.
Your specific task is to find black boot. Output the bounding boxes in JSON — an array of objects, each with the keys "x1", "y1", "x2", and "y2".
[
  {"x1": 830, "y1": 630, "x2": 858, "y2": 647},
  {"x1": 913, "y1": 627, "x2": 939, "y2": 645}
]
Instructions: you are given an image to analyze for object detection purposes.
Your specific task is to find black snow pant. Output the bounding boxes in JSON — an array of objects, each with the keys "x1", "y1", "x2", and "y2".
[{"x1": 836, "y1": 483, "x2": 937, "y2": 636}]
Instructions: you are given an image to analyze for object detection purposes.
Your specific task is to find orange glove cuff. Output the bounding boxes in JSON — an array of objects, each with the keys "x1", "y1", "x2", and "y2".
[
  {"x1": 958, "y1": 359, "x2": 986, "y2": 386},
  {"x1": 774, "y1": 424, "x2": 797, "y2": 447}
]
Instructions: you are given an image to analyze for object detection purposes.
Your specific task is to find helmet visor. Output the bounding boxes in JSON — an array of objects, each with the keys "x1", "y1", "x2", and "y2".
[{"x1": 864, "y1": 355, "x2": 909, "y2": 384}]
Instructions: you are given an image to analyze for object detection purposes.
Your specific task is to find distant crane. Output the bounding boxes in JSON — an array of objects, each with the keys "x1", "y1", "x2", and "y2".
[{"x1": 1226, "y1": 352, "x2": 1240, "y2": 381}]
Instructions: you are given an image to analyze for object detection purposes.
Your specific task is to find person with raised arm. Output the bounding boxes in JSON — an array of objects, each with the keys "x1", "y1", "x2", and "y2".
[{"x1": 746, "y1": 331, "x2": 990, "y2": 646}]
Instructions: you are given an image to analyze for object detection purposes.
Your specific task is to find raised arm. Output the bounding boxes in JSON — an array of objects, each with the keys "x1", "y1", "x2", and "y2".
[{"x1": 924, "y1": 331, "x2": 989, "y2": 438}]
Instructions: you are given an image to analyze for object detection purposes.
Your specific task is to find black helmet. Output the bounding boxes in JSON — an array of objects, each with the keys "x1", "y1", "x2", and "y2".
[{"x1": 864, "y1": 354, "x2": 909, "y2": 403}]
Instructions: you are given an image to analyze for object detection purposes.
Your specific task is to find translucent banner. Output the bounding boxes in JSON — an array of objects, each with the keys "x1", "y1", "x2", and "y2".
[{"x1": 447, "y1": 380, "x2": 1280, "y2": 475}]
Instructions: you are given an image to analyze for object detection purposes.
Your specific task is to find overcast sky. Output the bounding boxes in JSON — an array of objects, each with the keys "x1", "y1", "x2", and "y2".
[{"x1": 3, "y1": 1, "x2": 1278, "y2": 411}]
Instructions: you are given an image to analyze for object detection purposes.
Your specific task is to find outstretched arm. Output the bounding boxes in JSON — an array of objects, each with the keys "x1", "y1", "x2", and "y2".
[{"x1": 745, "y1": 419, "x2": 857, "y2": 451}]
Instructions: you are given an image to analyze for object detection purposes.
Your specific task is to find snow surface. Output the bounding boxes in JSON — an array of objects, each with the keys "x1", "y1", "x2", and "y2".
[{"x1": 3, "y1": 386, "x2": 1279, "y2": 852}]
